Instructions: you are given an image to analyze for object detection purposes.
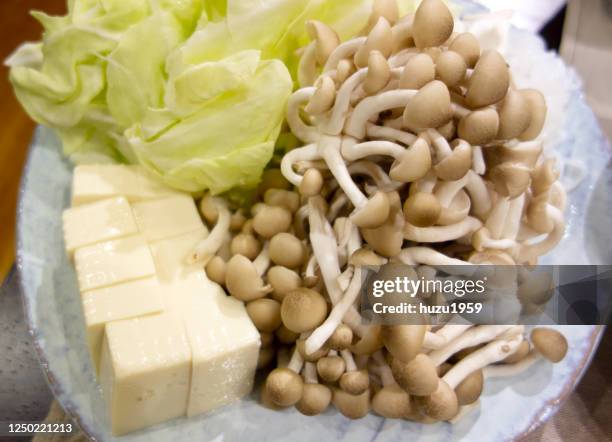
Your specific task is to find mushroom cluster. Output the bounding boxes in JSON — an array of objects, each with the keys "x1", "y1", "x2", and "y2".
[{"x1": 195, "y1": 0, "x2": 570, "y2": 423}]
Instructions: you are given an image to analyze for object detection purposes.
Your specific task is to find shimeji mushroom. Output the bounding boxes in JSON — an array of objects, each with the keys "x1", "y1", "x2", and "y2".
[
  {"x1": 267, "y1": 265, "x2": 302, "y2": 302},
  {"x1": 412, "y1": 0, "x2": 454, "y2": 49},
  {"x1": 296, "y1": 362, "x2": 332, "y2": 416},
  {"x1": 317, "y1": 350, "x2": 346, "y2": 382},
  {"x1": 392, "y1": 353, "x2": 439, "y2": 396},
  {"x1": 230, "y1": 229, "x2": 261, "y2": 260},
  {"x1": 327, "y1": 323, "x2": 354, "y2": 351},
  {"x1": 464, "y1": 50, "x2": 510, "y2": 108},
  {"x1": 269, "y1": 232, "x2": 306, "y2": 269},
  {"x1": 281, "y1": 287, "x2": 328, "y2": 333},
  {"x1": 381, "y1": 325, "x2": 427, "y2": 363},
  {"x1": 205, "y1": 256, "x2": 226, "y2": 286},
  {"x1": 530, "y1": 327, "x2": 568, "y2": 363},
  {"x1": 225, "y1": 246, "x2": 272, "y2": 302},
  {"x1": 332, "y1": 387, "x2": 370, "y2": 419},
  {"x1": 339, "y1": 350, "x2": 370, "y2": 395},
  {"x1": 246, "y1": 298, "x2": 282, "y2": 333},
  {"x1": 265, "y1": 349, "x2": 305, "y2": 407},
  {"x1": 354, "y1": 17, "x2": 393, "y2": 68},
  {"x1": 190, "y1": 195, "x2": 231, "y2": 263},
  {"x1": 252, "y1": 204, "x2": 293, "y2": 239},
  {"x1": 371, "y1": 352, "x2": 411, "y2": 418}
]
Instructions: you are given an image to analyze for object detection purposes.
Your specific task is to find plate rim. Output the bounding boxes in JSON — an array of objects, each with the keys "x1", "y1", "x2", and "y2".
[{"x1": 15, "y1": 128, "x2": 606, "y2": 441}]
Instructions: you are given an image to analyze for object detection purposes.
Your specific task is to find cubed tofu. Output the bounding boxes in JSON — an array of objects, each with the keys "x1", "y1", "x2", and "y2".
[
  {"x1": 131, "y1": 195, "x2": 204, "y2": 242},
  {"x1": 99, "y1": 313, "x2": 192, "y2": 436},
  {"x1": 149, "y1": 228, "x2": 207, "y2": 282},
  {"x1": 74, "y1": 235, "x2": 156, "y2": 291},
  {"x1": 62, "y1": 197, "x2": 138, "y2": 256},
  {"x1": 82, "y1": 277, "x2": 165, "y2": 373},
  {"x1": 71, "y1": 164, "x2": 177, "y2": 206},
  {"x1": 162, "y1": 270, "x2": 260, "y2": 416}
]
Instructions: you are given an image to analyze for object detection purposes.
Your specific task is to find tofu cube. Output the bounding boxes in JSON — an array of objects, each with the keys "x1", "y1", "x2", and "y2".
[
  {"x1": 149, "y1": 228, "x2": 207, "y2": 282},
  {"x1": 99, "y1": 313, "x2": 192, "y2": 436},
  {"x1": 71, "y1": 164, "x2": 177, "y2": 206},
  {"x1": 82, "y1": 277, "x2": 165, "y2": 372},
  {"x1": 63, "y1": 197, "x2": 138, "y2": 256},
  {"x1": 74, "y1": 235, "x2": 156, "y2": 291},
  {"x1": 131, "y1": 195, "x2": 204, "y2": 242}
]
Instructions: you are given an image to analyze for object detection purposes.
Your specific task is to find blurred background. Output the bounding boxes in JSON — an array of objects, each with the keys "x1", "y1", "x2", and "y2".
[{"x1": 0, "y1": 0, "x2": 610, "y2": 440}]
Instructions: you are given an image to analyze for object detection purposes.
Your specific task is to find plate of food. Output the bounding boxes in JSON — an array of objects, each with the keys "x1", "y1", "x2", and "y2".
[{"x1": 11, "y1": 0, "x2": 611, "y2": 441}]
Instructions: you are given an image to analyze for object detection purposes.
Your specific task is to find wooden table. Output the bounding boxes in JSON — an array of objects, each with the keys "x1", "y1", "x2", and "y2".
[{"x1": 0, "y1": 0, "x2": 65, "y2": 283}]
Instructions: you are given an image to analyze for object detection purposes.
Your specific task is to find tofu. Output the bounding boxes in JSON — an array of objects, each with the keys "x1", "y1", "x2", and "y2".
[
  {"x1": 131, "y1": 195, "x2": 204, "y2": 241},
  {"x1": 149, "y1": 228, "x2": 207, "y2": 282},
  {"x1": 74, "y1": 235, "x2": 156, "y2": 291},
  {"x1": 71, "y1": 164, "x2": 177, "y2": 206},
  {"x1": 99, "y1": 313, "x2": 192, "y2": 436},
  {"x1": 82, "y1": 277, "x2": 165, "y2": 372},
  {"x1": 62, "y1": 197, "x2": 138, "y2": 256},
  {"x1": 162, "y1": 270, "x2": 260, "y2": 416}
]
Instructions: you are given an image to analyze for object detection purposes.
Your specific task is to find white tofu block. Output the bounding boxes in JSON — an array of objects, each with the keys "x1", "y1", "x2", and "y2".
[
  {"x1": 99, "y1": 313, "x2": 192, "y2": 436},
  {"x1": 63, "y1": 197, "x2": 138, "y2": 256},
  {"x1": 149, "y1": 228, "x2": 207, "y2": 282},
  {"x1": 162, "y1": 270, "x2": 260, "y2": 417},
  {"x1": 82, "y1": 277, "x2": 165, "y2": 372},
  {"x1": 74, "y1": 235, "x2": 156, "y2": 291},
  {"x1": 131, "y1": 195, "x2": 204, "y2": 242},
  {"x1": 71, "y1": 164, "x2": 177, "y2": 206}
]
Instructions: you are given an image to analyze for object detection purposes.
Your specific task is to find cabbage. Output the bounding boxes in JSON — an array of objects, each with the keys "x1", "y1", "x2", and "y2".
[{"x1": 7, "y1": 0, "x2": 416, "y2": 194}]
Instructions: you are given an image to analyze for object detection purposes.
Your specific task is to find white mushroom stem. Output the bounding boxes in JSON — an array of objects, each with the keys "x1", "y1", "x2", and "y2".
[
  {"x1": 337, "y1": 267, "x2": 353, "y2": 291},
  {"x1": 253, "y1": 242, "x2": 270, "y2": 276},
  {"x1": 298, "y1": 42, "x2": 318, "y2": 88},
  {"x1": 472, "y1": 146, "x2": 486, "y2": 175},
  {"x1": 435, "y1": 174, "x2": 469, "y2": 207},
  {"x1": 427, "y1": 129, "x2": 453, "y2": 159},
  {"x1": 413, "y1": 172, "x2": 438, "y2": 194},
  {"x1": 308, "y1": 197, "x2": 343, "y2": 304},
  {"x1": 324, "y1": 68, "x2": 368, "y2": 134},
  {"x1": 348, "y1": 160, "x2": 402, "y2": 192},
  {"x1": 465, "y1": 171, "x2": 491, "y2": 218},
  {"x1": 372, "y1": 351, "x2": 396, "y2": 386},
  {"x1": 443, "y1": 334, "x2": 523, "y2": 389},
  {"x1": 404, "y1": 217, "x2": 482, "y2": 242},
  {"x1": 345, "y1": 89, "x2": 418, "y2": 139},
  {"x1": 428, "y1": 325, "x2": 518, "y2": 366},
  {"x1": 388, "y1": 48, "x2": 418, "y2": 67},
  {"x1": 449, "y1": 400, "x2": 480, "y2": 424},
  {"x1": 323, "y1": 37, "x2": 366, "y2": 72},
  {"x1": 340, "y1": 349, "x2": 358, "y2": 372},
  {"x1": 287, "y1": 88, "x2": 319, "y2": 143},
  {"x1": 341, "y1": 140, "x2": 405, "y2": 162},
  {"x1": 327, "y1": 192, "x2": 350, "y2": 221},
  {"x1": 483, "y1": 351, "x2": 539, "y2": 379},
  {"x1": 304, "y1": 253, "x2": 318, "y2": 282},
  {"x1": 280, "y1": 143, "x2": 320, "y2": 186},
  {"x1": 320, "y1": 136, "x2": 369, "y2": 208},
  {"x1": 190, "y1": 198, "x2": 231, "y2": 264},
  {"x1": 305, "y1": 266, "x2": 363, "y2": 355},
  {"x1": 366, "y1": 122, "x2": 417, "y2": 145},
  {"x1": 485, "y1": 197, "x2": 510, "y2": 239},
  {"x1": 550, "y1": 181, "x2": 567, "y2": 211},
  {"x1": 501, "y1": 194, "x2": 525, "y2": 240},
  {"x1": 288, "y1": 347, "x2": 306, "y2": 373},
  {"x1": 303, "y1": 362, "x2": 318, "y2": 384},
  {"x1": 398, "y1": 247, "x2": 471, "y2": 268},
  {"x1": 518, "y1": 205, "x2": 565, "y2": 262},
  {"x1": 451, "y1": 102, "x2": 471, "y2": 119}
]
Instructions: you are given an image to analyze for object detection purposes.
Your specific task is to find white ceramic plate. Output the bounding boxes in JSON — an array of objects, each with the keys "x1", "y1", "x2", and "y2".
[{"x1": 16, "y1": 13, "x2": 611, "y2": 442}]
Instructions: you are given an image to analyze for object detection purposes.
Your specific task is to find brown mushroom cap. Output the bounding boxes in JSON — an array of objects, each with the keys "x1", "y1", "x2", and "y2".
[
  {"x1": 518, "y1": 89, "x2": 547, "y2": 141},
  {"x1": 412, "y1": 0, "x2": 454, "y2": 49},
  {"x1": 299, "y1": 168, "x2": 324, "y2": 196},
  {"x1": 436, "y1": 189, "x2": 470, "y2": 226},
  {"x1": 332, "y1": 388, "x2": 371, "y2": 419},
  {"x1": 230, "y1": 210, "x2": 247, "y2": 231},
  {"x1": 503, "y1": 340, "x2": 530, "y2": 364},
  {"x1": 531, "y1": 328, "x2": 568, "y2": 363},
  {"x1": 497, "y1": 89, "x2": 532, "y2": 139},
  {"x1": 267, "y1": 265, "x2": 302, "y2": 302},
  {"x1": 490, "y1": 162, "x2": 532, "y2": 198},
  {"x1": 306, "y1": 20, "x2": 340, "y2": 65},
  {"x1": 364, "y1": 50, "x2": 391, "y2": 95},
  {"x1": 296, "y1": 338, "x2": 328, "y2": 362},
  {"x1": 246, "y1": 298, "x2": 282, "y2": 333},
  {"x1": 327, "y1": 324, "x2": 354, "y2": 351},
  {"x1": 422, "y1": 380, "x2": 459, "y2": 420},
  {"x1": 449, "y1": 32, "x2": 480, "y2": 68},
  {"x1": 281, "y1": 288, "x2": 328, "y2": 333},
  {"x1": 531, "y1": 159, "x2": 558, "y2": 196},
  {"x1": 296, "y1": 383, "x2": 332, "y2": 416},
  {"x1": 399, "y1": 53, "x2": 436, "y2": 90},
  {"x1": 265, "y1": 367, "x2": 304, "y2": 407},
  {"x1": 349, "y1": 248, "x2": 387, "y2": 267},
  {"x1": 455, "y1": 369, "x2": 483, "y2": 405},
  {"x1": 230, "y1": 233, "x2": 261, "y2": 260},
  {"x1": 458, "y1": 108, "x2": 500, "y2": 145},
  {"x1": 392, "y1": 353, "x2": 439, "y2": 396},
  {"x1": 434, "y1": 139, "x2": 472, "y2": 181},
  {"x1": 261, "y1": 383, "x2": 288, "y2": 410},
  {"x1": 381, "y1": 325, "x2": 427, "y2": 363},
  {"x1": 360, "y1": 210, "x2": 404, "y2": 258},
  {"x1": 350, "y1": 325, "x2": 385, "y2": 355},
  {"x1": 205, "y1": 256, "x2": 226, "y2": 286},
  {"x1": 389, "y1": 137, "x2": 432, "y2": 183},
  {"x1": 369, "y1": 0, "x2": 400, "y2": 27},
  {"x1": 339, "y1": 369, "x2": 370, "y2": 395},
  {"x1": 437, "y1": 119, "x2": 457, "y2": 140},
  {"x1": 269, "y1": 232, "x2": 305, "y2": 269},
  {"x1": 403, "y1": 192, "x2": 441, "y2": 227},
  {"x1": 355, "y1": 17, "x2": 393, "y2": 67},
  {"x1": 436, "y1": 50, "x2": 467, "y2": 87},
  {"x1": 317, "y1": 355, "x2": 346, "y2": 382},
  {"x1": 372, "y1": 384, "x2": 411, "y2": 418},
  {"x1": 466, "y1": 50, "x2": 510, "y2": 108},
  {"x1": 275, "y1": 324, "x2": 300, "y2": 344},
  {"x1": 257, "y1": 346, "x2": 276, "y2": 369},
  {"x1": 199, "y1": 195, "x2": 219, "y2": 224},
  {"x1": 225, "y1": 255, "x2": 271, "y2": 301},
  {"x1": 264, "y1": 188, "x2": 300, "y2": 213},
  {"x1": 253, "y1": 205, "x2": 292, "y2": 238},
  {"x1": 403, "y1": 80, "x2": 452, "y2": 129},
  {"x1": 351, "y1": 191, "x2": 390, "y2": 229}
]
